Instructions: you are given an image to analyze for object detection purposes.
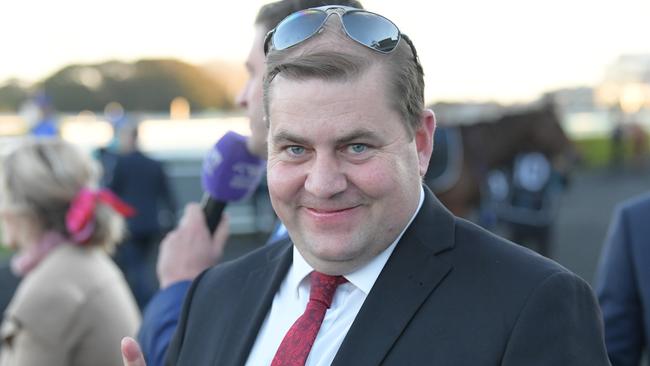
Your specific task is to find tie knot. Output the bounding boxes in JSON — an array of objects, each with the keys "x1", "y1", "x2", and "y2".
[{"x1": 309, "y1": 271, "x2": 347, "y2": 308}]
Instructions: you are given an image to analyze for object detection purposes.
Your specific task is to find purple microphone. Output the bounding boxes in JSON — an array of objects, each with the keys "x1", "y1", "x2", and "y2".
[{"x1": 201, "y1": 131, "x2": 266, "y2": 234}]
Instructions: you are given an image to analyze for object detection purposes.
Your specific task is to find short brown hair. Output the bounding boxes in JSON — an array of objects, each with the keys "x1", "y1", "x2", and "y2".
[
  {"x1": 263, "y1": 19, "x2": 425, "y2": 137},
  {"x1": 255, "y1": 0, "x2": 364, "y2": 32}
]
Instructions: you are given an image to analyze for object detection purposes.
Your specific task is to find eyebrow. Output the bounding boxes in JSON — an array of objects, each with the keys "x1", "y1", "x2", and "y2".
[
  {"x1": 271, "y1": 127, "x2": 380, "y2": 146},
  {"x1": 271, "y1": 130, "x2": 308, "y2": 146},
  {"x1": 335, "y1": 128, "x2": 380, "y2": 145}
]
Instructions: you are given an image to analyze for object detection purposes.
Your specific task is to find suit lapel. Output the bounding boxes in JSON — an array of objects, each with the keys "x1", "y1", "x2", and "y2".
[
  {"x1": 332, "y1": 187, "x2": 456, "y2": 365},
  {"x1": 225, "y1": 241, "x2": 293, "y2": 366}
]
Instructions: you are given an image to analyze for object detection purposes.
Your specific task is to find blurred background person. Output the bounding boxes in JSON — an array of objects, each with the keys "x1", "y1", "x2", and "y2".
[
  {"x1": 94, "y1": 105, "x2": 129, "y2": 188},
  {"x1": 0, "y1": 138, "x2": 140, "y2": 366},
  {"x1": 626, "y1": 121, "x2": 648, "y2": 171},
  {"x1": 109, "y1": 122, "x2": 177, "y2": 309},
  {"x1": 19, "y1": 90, "x2": 59, "y2": 137},
  {"x1": 595, "y1": 192, "x2": 650, "y2": 366},
  {"x1": 610, "y1": 123, "x2": 625, "y2": 171}
]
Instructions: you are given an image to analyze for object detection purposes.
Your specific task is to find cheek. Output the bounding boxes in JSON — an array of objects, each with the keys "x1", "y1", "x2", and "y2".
[
  {"x1": 248, "y1": 78, "x2": 264, "y2": 110},
  {"x1": 0, "y1": 221, "x2": 11, "y2": 248},
  {"x1": 1, "y1": 216, "x2": 20, "y2": 250},
  {"x1": 252, "y1": 78, "x2": 264, "y2": 100},
  {"x1": 249, "y1": 118, "x2": 267, "y2": 141},
  {"x1": 351, "y1": 168, "x2": 392, "y2": 197},
  {"x1": 349, "y1": 158, "x2": 406, "y2": 197},
  {"x1": 267, "y1": 162, "x2": 304, "y2": 201}
]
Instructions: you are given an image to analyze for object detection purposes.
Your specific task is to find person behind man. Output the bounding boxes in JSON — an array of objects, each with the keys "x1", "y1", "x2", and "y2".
[
  {"x1": 595, "y1": 192, "x2": 650, "y2": 365},
  {"x1": 110, "y1": 122, "x2": 177, "y2": 309},
  {"x1": 123, "y1": 5, "x2": 610, "y2": 365},
  {"x1": 25, "y1": 91, "x2": 59, "y2": 137},
  {"x1": 129, "y1": 1, "x2": 364, "y2": 365}
]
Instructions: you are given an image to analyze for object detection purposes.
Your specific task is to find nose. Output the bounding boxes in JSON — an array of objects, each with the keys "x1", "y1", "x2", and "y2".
[{"x1": 304, "y1": 153, "x2": 347, "y2": 198}]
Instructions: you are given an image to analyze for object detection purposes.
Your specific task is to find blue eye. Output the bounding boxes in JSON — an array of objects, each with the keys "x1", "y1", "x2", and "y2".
[
  {"x1": 349, "y1": 144, "x2": 367, "y2": 154},
  {"x1": 287, "y1": 146, "x2": 305, "y2": 155}
]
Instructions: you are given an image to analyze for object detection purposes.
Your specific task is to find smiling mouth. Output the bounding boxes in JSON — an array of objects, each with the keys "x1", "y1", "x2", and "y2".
[
  {"x1": 312, "y1": 206, "x2": 348, "y2": 212},
  {"x1": 305, "y1": 205, "x2": 361, "y2": 215}
]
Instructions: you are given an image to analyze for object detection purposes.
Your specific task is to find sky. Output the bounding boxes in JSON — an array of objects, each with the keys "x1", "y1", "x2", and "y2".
[{"x1": 2, "y1": 0, "x2": 649, "y2": 104}]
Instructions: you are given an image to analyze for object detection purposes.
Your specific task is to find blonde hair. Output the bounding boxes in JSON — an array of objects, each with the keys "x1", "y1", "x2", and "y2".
[{"x1": 0, "y1": 137, "x2": 126, "y2": 251}]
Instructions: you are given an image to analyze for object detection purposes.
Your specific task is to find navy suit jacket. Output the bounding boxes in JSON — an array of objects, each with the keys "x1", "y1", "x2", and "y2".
[
  {"x1": 109, "y1": 150, "x2": 176, "y2": 237},
  {"x1": 165, "y1": 187, "x2": 609, "y2": 365},
  {"x1": 595, "y1": 192, "x2": 650, "y2": 366},
  {"x1": 139, "y1": 282, "x2": 191, "y2": 366}
]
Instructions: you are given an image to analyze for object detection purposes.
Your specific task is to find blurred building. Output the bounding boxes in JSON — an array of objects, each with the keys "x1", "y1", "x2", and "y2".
[
  {"x1": 596, "y1": 54, "x2": 650, "y2": 115},
  {"x1": 544, "y1": 87, "x2": 596, "y2": 115}
]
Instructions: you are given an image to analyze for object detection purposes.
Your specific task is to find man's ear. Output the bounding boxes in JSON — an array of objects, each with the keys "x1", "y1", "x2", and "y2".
[{"x1": 414, "y1": 109, "x2": 436, "y2": 177}]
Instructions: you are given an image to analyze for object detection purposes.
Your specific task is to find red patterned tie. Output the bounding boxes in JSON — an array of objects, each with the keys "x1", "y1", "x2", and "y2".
[{"x1": 271, "y1": 271, "x2": 347, "y2": 366}]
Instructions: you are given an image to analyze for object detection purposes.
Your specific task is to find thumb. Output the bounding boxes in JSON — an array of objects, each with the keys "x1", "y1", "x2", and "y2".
[{"x1": 121, "y1": 337, "x2": 146, "y2": 366}]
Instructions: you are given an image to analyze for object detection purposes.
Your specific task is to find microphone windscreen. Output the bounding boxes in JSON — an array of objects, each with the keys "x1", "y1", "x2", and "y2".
[{"x1": 201, "y1": 131, "x2": 266, "y2": 202}]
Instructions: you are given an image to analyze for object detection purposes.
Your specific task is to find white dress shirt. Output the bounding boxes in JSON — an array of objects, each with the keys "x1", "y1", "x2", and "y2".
[{"x1": 245, "y1": 187, "x2": 425, "y2": 366}]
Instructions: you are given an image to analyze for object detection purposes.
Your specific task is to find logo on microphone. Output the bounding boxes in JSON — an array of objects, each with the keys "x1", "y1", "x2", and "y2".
[{"x1": 230, "y1": 162, "x2": 266, "y2": 189}]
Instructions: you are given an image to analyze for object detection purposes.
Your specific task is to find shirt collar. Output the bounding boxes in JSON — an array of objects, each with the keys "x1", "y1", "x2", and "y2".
[{"x1": 289, "y1": 186, "x2": 425, "y2": 296}]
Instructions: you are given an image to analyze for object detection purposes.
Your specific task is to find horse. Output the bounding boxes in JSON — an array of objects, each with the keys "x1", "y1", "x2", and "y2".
[{"x1": 425, "y1": 101, "x2": 576, "y2": 219}]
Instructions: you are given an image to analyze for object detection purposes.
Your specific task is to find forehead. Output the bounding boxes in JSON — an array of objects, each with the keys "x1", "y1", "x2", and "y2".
[
  {"x1": 268, "y1": 70, "x2": 405, "y2": 140},
  {"x1": 247, "y1": 26, "x2": 267, "y2": 69},
  {"x1": 270, "y1": 63, "x2": 384, "y2": 107}
]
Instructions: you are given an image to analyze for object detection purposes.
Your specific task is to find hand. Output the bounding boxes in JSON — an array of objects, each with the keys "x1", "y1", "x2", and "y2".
[
  {"x1": 121, "y1": 337, "x2": 146, "y2": 366},
  {"x1": 156, "y1": 203, "x2": 230, "y2": 289}
]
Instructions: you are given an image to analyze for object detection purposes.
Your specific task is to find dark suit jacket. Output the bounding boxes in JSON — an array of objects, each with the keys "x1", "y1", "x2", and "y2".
[
  {"x1": 595, "y1": 192, "x2": 650, "y2": 366},
  {"x1": 109, "y1": 150, "x2": 176, "y2": 238},
  {"x1": 166, "y1": 187, "x2": 609, "y2": 365}
]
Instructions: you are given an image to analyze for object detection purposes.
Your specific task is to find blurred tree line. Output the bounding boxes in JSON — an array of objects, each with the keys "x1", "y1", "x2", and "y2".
[
  {"x1": 0, "y1": 59, "x2": 241, "y2": 112},
  {"x1": 0, "y1": 80, "x2": 29, "y2": 111}
]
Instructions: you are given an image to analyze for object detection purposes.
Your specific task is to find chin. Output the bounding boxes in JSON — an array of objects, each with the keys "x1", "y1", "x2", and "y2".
[{"x1": 311, "y1": 242, "x2": 362, "y2": 263}]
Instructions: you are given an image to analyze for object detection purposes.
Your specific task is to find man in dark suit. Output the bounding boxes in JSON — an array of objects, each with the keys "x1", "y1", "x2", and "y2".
[
  {"x1": 123, "y1": 5, "x2": 609, "y2": 366},
  {"x1": 595, "y1": 193, "x2": 650, "y2": 365},
  {"x1": 110, "y1": 122, "x2": 177, "y2": 308}
]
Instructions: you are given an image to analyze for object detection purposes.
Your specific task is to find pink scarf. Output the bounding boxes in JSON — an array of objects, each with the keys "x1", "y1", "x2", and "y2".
[{"x1": 10, "y1": 231, "x2": 67, "y2": 277}]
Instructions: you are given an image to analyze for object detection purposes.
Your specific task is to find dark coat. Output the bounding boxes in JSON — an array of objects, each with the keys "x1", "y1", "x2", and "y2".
[
  {"x1": 109, "y1": 151, "x2": 176, "y2": 238},
  {"x1": 595, "y1": 192, "x2": 650, "y2": 366}
]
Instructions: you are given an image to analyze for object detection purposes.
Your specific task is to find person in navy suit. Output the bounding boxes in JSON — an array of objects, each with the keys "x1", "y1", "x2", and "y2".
[
  {"x1": 122, "y1": 5, "x2": 609, "y2": 366},
  {"x1": 110, "y1": 123, "x2": 177, "y2": 309},
  {"x1": 595, "y1": 192, "x2": 650, "y2": 366}
]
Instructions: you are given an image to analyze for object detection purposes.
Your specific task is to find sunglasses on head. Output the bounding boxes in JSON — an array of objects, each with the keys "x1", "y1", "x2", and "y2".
[{"x1": 264, "y1": 6, "x2": 405, "y2": 55}]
